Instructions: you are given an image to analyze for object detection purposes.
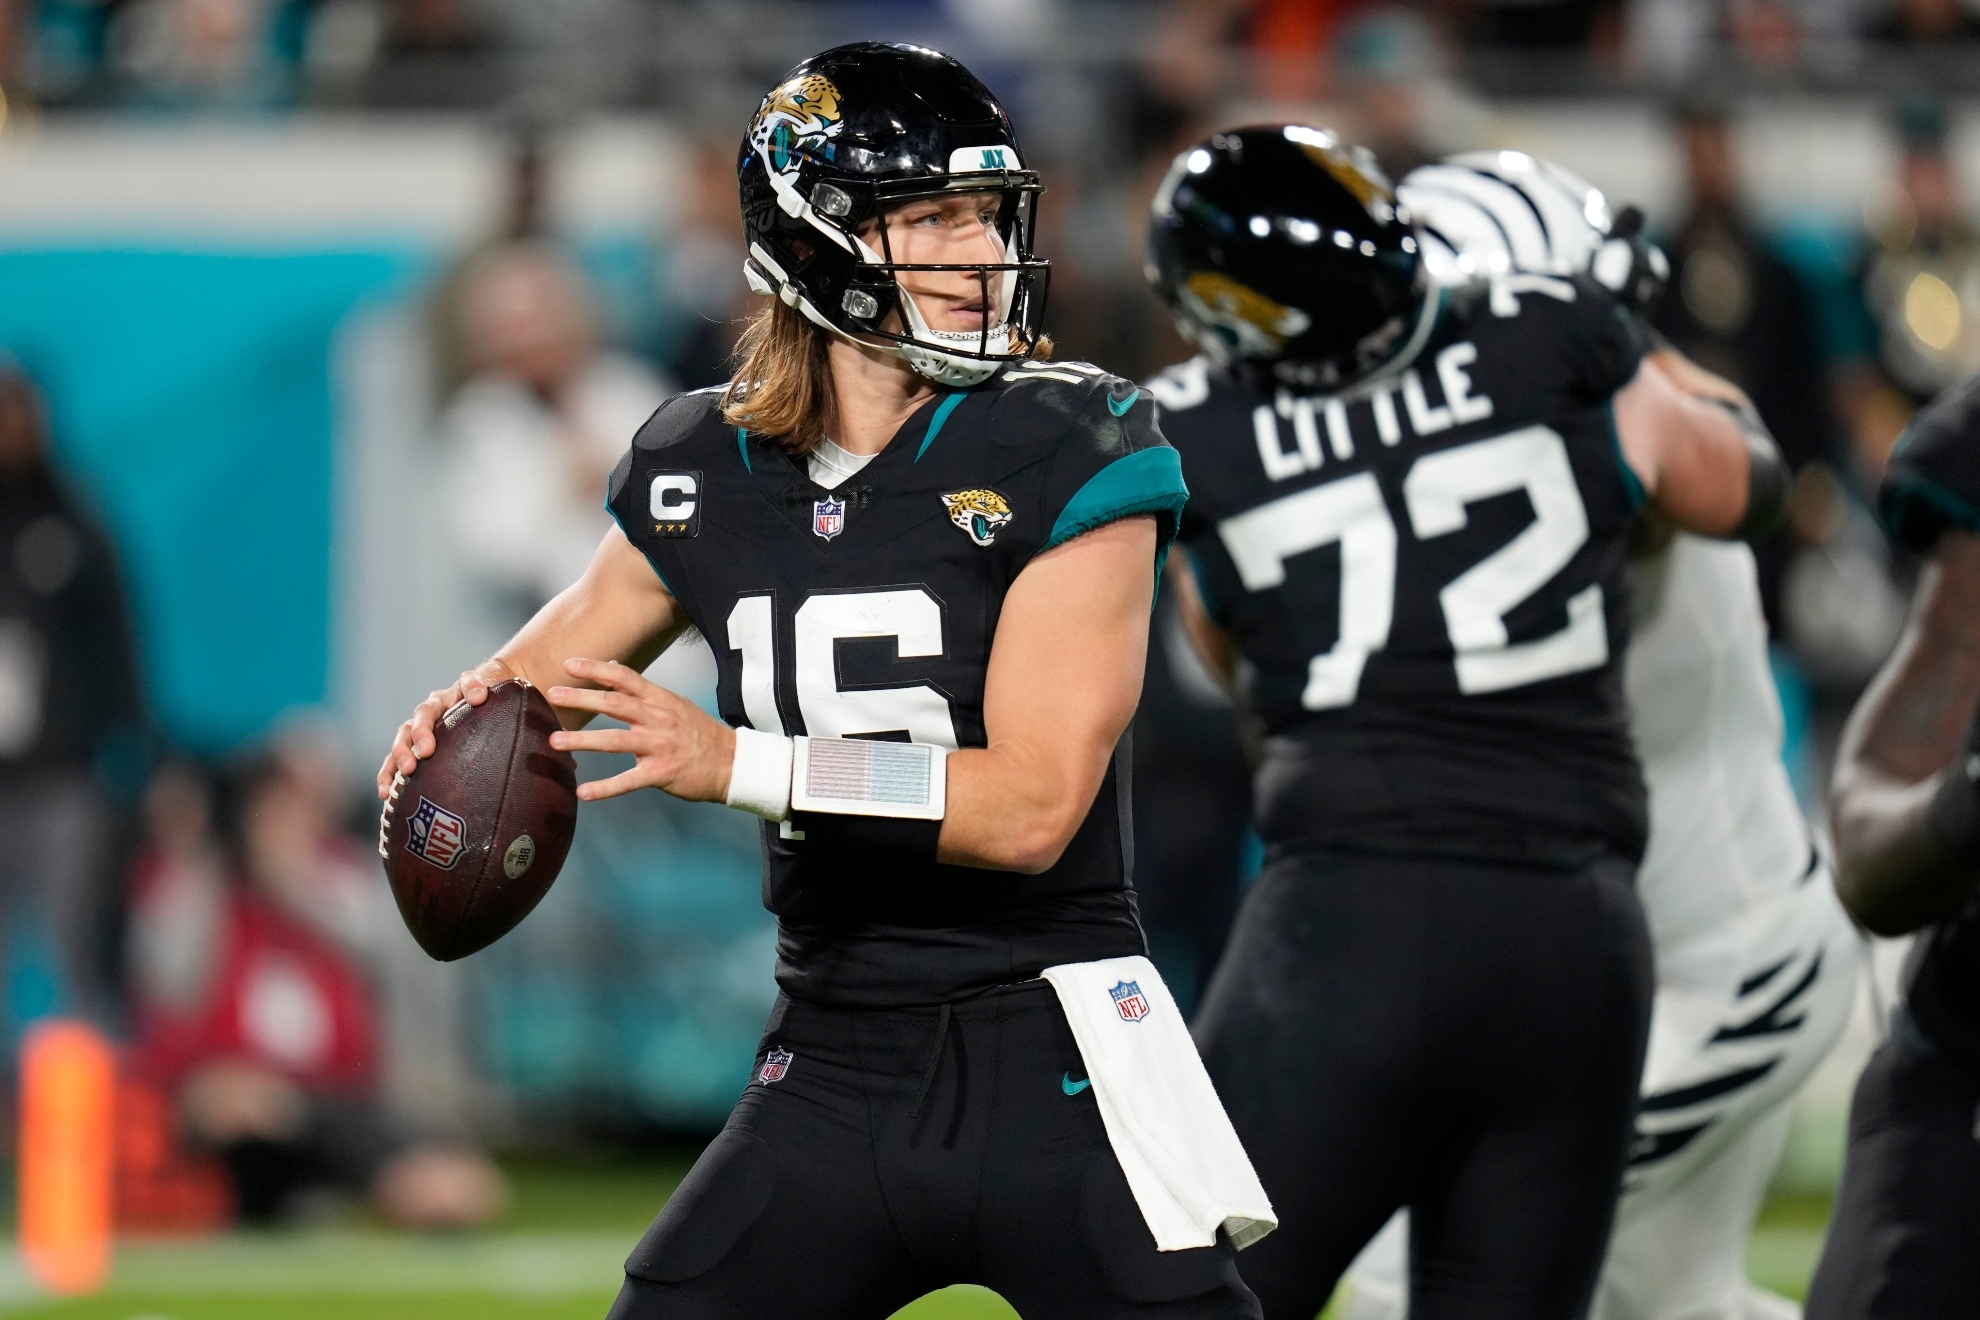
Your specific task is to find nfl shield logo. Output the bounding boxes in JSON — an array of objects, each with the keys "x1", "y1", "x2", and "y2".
[
  {"x1": 812, "y1": 496, "x2": 846, "y2": 540},
  {"x1": 757, "y1": 1046, "x2": 793, "y2": 1084},
  {"x1": 405, "y1": 797, "x2": 468, "y2": 870},
  {"x1": 1109, "y1": 980, "x2": 1152, "y2": 1023}
]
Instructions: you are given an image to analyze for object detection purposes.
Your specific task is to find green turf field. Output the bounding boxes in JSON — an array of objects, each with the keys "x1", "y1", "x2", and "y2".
[{"x1": 0, "y1": 1154, "x2": 1830, "y2": 1319}]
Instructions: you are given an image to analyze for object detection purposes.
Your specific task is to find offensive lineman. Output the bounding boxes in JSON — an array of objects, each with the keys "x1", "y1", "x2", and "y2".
[
  {"x1": 379, "y1": 44, "x2": 1266, "y2": 1319},
  {"x1": 1335, "y1": 153, "x2": 1860, "y2": 1320},
  {"x1": 1808, "y1": 368, "x2": 1980, "y2": 1317},
  {"x1": 1144, "y1": 126, "x2": 1788, "y2": 1318}
]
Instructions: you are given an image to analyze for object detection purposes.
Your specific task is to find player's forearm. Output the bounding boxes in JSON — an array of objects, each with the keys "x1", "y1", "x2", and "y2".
[
  {"x1": 1171, "y1": 555, "x2": 1238, "y2": 692},
  {"x1": 1829, "y1": 539, "x2": 1980, "y2": 933},
  {"x1": 1832, "y1": 767, "x2": 1975, "y2": 935},
  {"x1": 937, "y1": 738, "x2": 1113, "y2": 874},
  {"x1": 1617, "y1": 361, "x2": 1778, "y2": 539},
  {"x1": 493, "y1": 531, "x2": 686, "y2": 731}
]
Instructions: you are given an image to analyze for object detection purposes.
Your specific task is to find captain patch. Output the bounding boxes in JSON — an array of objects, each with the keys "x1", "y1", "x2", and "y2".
[{"x1": 648, "y1": 471, "x2": 701, "y2": 538}]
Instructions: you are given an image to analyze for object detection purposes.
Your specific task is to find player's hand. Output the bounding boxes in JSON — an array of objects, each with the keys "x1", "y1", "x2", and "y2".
[
  {"x1": 376, "y1": 660, "x2": 515, "y2": 799},
  {"x1": 546, "y1": 658, "x2": 737, "y2": 804}
]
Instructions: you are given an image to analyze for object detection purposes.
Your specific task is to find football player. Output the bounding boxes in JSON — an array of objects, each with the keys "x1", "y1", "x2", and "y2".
[
  {"x1": 1331, "y1": 154, "x2": 1860, "y2": 1320},
  {"x1": 1807, "y1": 369, "x2": 1980, "y2": 1317},
  {"x1": 1143, "y1": 126, "x2": 1790, "y2": 1319},
  {"x1": 379, "y1": 43, "x2": 1267, "y2": 1320}
]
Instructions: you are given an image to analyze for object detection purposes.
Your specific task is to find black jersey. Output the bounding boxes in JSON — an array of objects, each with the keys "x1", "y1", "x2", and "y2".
[
  {"x1": 1155, "y1": 275, "x2": 1652, "y2": 862},
  {"x1": 606, "y1": 363, "x2": 1188, "y2": 1008},
  {"x1": 1881, "y1": 372, "x2": 1980, "y2": 1063}
]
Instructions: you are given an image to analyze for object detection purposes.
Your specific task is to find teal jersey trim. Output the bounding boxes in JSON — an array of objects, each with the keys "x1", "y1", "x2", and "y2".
[
  {"x1": 1606, "y1": 402, "x2": 1646, "y2": 513},
  {"x1": 736, "y1": 426, "x2": 752, "y2": 473},
  {"x1": 1043, "y1": 447, "x2": 1191, "y2": 554},
  {"x1": 915, "y1": 392, "x2": 969, "y2": 462},
  {"x1": 1883, "y1": 471, "x2": 1980, "y2": 548},
  {"x1": 1180, "y1": 541, "x2": 1221, "y2": 622}
]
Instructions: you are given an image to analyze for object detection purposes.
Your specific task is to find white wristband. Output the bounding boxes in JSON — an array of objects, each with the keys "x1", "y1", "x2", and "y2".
[
  {"x1": 791, "y1": 736, "x2": 948, "y2": 820},
  {"x1": 725, "y1": 726, "x2": 794, "y2": 821}
]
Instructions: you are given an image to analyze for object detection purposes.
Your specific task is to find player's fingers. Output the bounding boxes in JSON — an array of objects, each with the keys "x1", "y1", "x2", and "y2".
[
  {"x1": 576, "y1": 765, "x2": 659, "y2": 802},
  {"x1": 565, "y1": 656, "x2": 654, "y2": 697},
  {"x1": 459, "y1": 670, "x2": 490, "y2": 704},
  {"x1": 549, "y1": 727, "x2": 633, "y2": 755},
  {"x1": 389, "y1": 720, "x2": 424, "y2": 775},
  {"x1": 409, "y1": 697, "x2": 448, "y2": 756},
  {"x1": 543, "y1": 685, "x2": 643, "y2": 724}
]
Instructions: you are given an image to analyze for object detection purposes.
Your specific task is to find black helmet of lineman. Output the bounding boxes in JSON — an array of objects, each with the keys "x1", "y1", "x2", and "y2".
[
  {"x1": 1147, "y1": 125, "x2": 1430, "y2": 392},
  {"x1": 738, "y1": 42, "x2": 1049, "y2": 388},
  {"x1": 1397, "y1": 150, "x2": 1669, "y2": 313}
]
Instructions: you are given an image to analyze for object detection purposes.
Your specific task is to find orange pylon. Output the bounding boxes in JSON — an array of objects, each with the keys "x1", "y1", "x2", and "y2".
[{"x1": 18, "y1": 1020, "x2": 114, "y2": 1294}]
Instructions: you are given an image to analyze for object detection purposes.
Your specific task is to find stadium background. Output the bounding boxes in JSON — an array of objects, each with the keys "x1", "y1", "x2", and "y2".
[{"x1": 0, "y1": 0, "x2": 1973, "y2": 1314}]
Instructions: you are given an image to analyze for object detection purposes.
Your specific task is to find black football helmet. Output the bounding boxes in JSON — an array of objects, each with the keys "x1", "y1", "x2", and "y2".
[
  {"x1": 1148, "y1": 125, "x2": 1430, "y2": 392},
  {"x1": 738, "y1": 42, "x2": 1049, "y2": 387}
]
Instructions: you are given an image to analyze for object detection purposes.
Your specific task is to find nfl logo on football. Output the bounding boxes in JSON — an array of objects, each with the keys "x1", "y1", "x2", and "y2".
[
  {"x1": 757, "y1": 1046, "x2": 794, "y2": 1084},
  {"x1": 812, "y1": 495, "x2": 846, "y2": 540},
  {"x1": 1109, "y1": 980, "x2": 1152, "y2": 1023},
  {"x1": 405, "y1": 797, "x2": 467, "y2": 870}
]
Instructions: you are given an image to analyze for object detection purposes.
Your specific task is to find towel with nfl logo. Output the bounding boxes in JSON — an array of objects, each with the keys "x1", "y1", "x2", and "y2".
[{"x1": 1040, "y1": 955, "x2": 1276, "y2": 1252}]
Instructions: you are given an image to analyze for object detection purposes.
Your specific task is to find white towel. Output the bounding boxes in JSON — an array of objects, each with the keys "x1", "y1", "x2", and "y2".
[{"x1": 1041, "y1": 955, "x2": 1277, "y2": 1252}]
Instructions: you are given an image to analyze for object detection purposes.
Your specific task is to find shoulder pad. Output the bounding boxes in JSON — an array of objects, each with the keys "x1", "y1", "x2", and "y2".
[
  {"x1": 999, "y1": 358, "x2": 1114, "y2": 391},
  {"x1": 630, "y1": 386, "x2": 727, "y2": 455},
  {"x1": 1884, "y1": 370, "x2": 1980, "y2": 552}
]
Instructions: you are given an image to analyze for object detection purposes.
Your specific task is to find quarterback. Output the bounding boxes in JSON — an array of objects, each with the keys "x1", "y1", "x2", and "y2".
[{"x1": 380, "y1": 42, "x2": 1268, "y2": 1319}]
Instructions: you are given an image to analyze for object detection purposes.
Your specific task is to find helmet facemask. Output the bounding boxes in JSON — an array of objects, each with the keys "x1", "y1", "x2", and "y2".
[{"x1": 747, "y1": 172, "x2": 1051, "y2": 388}]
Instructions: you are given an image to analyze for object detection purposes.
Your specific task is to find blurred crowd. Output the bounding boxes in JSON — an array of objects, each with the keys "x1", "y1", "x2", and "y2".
[
  {"x1": 4, "y1": 0, "x2": 1980, "y2": 114},
  {"x1": 1, "y1": 0, "x2": 1979, "y2": 1231}
]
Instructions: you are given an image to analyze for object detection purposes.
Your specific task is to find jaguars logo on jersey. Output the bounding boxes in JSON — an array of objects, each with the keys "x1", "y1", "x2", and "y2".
[
  {"x1": 751, "y1": 74, "x2": 843, "y2": 178},
  {"x1": 941, "y1": 489, "x2": 1014, "y2": 547}
]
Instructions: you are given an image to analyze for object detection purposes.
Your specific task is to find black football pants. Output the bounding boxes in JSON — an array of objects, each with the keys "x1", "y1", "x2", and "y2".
[
  {"x1": 607, "y1": 978, "x2": 1260, "y2": 1319},
  {"x1": 1192, "y1": 848, "x2": 1652, "y2": 1320},
  {"x1": 1805, "y1": 1024, "x2": 1980, "y2": 1318}
]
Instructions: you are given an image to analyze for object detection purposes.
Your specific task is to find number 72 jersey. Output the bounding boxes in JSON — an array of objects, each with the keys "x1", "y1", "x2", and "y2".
[{"x1": 1155, "y1": 275, "x2": 1654, "y2": 862}]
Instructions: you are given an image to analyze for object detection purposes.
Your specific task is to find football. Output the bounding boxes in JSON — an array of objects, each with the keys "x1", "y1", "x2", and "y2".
[{"x1": 378, "y1": 678, "x2": 579, "y2": 961}]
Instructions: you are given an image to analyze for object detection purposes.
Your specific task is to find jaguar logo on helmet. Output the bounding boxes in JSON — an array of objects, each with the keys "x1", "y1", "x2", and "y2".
[
  {"x1": 736, "y1": 44, "x2": 1052, "y2": 392},
  {"x1": 941, "y1": 489, "x2": 1014, "y2": 547},
  {"x1": 751, "y1": 73, "x2": 843, "y2": 181},
  {"x1": 1284, "y1": 125, "x2": 1397, "y2": 223},
  {"x1": 1179, "y1": 272, "x2": 1314, "y2": 360}
]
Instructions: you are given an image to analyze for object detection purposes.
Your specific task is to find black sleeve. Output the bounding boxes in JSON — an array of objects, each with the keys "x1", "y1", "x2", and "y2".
[
  {"x1": 1032, "y1": 376, "x2": 1190, "y2": 557},
  {"x1": 1881, "y1": 369, "x2": 1980, "y2": 553},
  {"x1": 1561, "y1": 276, "x2": 1651, "y2": 405},
  {"x1": 605, "y1": 396, "x2": 683, "y2": 536}
]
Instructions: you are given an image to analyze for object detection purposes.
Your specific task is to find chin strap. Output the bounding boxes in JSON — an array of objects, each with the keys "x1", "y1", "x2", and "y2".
[{"x1": 743, "y1": 228, "x2": 1025, "y2": 390}]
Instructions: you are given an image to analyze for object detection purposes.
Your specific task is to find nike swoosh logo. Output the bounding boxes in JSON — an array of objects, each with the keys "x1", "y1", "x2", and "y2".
[
  {"x1": 1062, "y1": 1072, "x2": 1091, "y2": 1096},
  {"x1": 1107, "y1": 389, "x2": 1139, "y2": 417}
]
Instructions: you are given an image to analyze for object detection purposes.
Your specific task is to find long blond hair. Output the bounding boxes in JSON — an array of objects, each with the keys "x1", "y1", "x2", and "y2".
[
  {"x1": 720, "y1": 300, "x2": 835, "y2": 454},
  {"x1": 720, "y1": 297, "x2": 1047, "y2": 453}
]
